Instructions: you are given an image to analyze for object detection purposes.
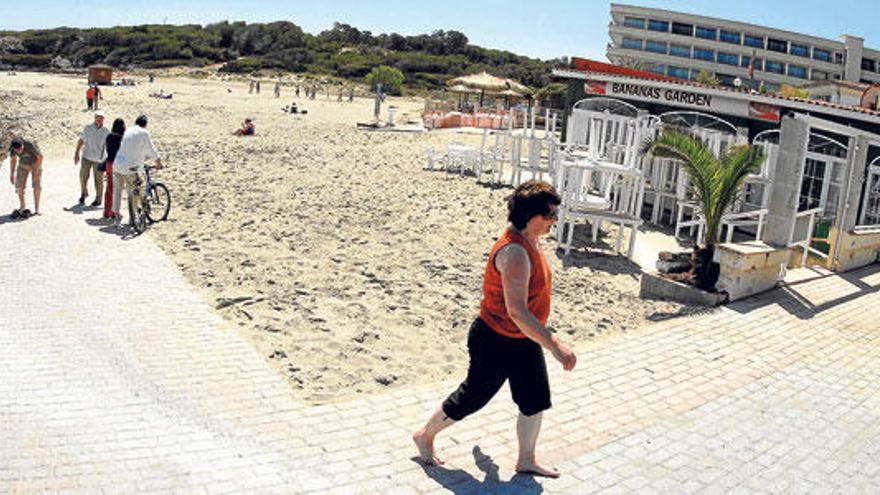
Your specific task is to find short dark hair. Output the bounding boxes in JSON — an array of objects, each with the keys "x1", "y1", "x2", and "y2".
[
  {"x1": 9, "y1": 138, "x2": 23, "y2": 151},
  {"x1": 135, "y1": 115, "x2": 148, "y2": 127},
  {"x1": 507, "y1": 180, "x2": 561, "y2": 230}
]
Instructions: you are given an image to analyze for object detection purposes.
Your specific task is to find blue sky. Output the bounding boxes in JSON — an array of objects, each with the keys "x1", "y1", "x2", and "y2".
[{"x1": 1, "y1": 1, "x2": 877, "y2": 61}]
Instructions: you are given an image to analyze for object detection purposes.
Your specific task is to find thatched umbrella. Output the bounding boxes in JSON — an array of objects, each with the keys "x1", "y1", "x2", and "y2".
[
  {"x1": 497, "y1": 88, "x2": 525, "y2": 109},
  {"x1": 447, "y1": 84, "x2": 478, "y2": 110},
  {"x1": 448, "y1": 72, "x2": 531, "y2": 107}
]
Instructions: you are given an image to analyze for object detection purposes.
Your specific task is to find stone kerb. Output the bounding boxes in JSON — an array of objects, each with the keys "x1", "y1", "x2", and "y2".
[
  {"x1": 833, "y1": 229, "x2": 880, "y2": 272},
  {"x1": 715, "y1": 240, "x2": 790, "y2": 301}
]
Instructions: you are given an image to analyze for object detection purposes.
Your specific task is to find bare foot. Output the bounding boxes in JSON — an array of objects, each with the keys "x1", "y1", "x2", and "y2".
[
  {"x1": 413, "y1": 430, "x2": 443, "y2": 465},
  {"x1": 515, "y1": 461, "x2": 560, "y2": 478}
]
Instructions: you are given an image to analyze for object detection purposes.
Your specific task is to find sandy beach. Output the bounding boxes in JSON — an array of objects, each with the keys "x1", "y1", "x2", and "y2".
[{"x1": 2, "y1": 71, "x2": 683, "y2": 403}]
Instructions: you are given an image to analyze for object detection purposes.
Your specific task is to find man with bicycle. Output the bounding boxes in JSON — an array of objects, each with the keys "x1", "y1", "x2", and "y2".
[{"x1": 111, "y1": 115, "x2": 162, "y2": 229}]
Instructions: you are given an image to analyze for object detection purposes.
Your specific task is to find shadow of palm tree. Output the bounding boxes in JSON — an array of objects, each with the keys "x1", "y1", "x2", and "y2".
[{"x1": 415, "y1": 446, "x2": 544, "y2": 494}]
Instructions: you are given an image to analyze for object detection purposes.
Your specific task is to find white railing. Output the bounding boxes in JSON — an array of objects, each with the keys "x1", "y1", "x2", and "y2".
[{"x1": 788, "y1": 207, "x2": 827, "y2": 266}]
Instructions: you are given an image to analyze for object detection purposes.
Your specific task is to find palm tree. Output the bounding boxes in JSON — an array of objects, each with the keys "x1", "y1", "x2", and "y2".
[{"x1": 642, "y1": 129, "x2": 766, "y2": 289}]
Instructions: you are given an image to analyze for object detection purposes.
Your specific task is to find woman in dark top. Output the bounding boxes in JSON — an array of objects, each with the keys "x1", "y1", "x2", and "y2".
[{"x1": 102, "y1": 118, "x2": 125, "y2": 219}]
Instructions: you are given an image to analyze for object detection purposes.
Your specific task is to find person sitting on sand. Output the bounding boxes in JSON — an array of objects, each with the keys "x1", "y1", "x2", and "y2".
[
  {"x1": 149, "y1": 89, "x2": 172, "y2": 99},
  {"x1": 413, "y1": 180, "x2": 577, "y2": 478},
  {"x1": 6, "y1": 137, "x2": 44, "y2": 218},
  {"x1": 233, "y1": 118, "x2": 256, "y2": 136}
]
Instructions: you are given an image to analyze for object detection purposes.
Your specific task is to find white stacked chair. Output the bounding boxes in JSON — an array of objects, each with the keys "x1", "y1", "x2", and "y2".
[{"x1": 556, "y1": 114, "x2": 649, "y2": 259}]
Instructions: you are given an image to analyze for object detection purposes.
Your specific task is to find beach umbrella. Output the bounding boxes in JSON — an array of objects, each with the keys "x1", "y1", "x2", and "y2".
[
  {"x1": 447, "y1": 84, "x2": 479, "y2": 110},
  {"x1": 448, "y1": 72, "x2": 531, "y2": 107},
  {"x1": 497, "y1": 88, "x2": 524, "y2": 109}
]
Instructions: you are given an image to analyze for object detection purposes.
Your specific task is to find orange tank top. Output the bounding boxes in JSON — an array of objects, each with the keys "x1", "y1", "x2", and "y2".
[{"x1": 478, "y1": 227, "x2": 552, "y2": 339}]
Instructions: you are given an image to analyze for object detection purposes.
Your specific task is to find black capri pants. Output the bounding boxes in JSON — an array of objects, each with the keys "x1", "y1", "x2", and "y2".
[{"x1": 442, "y1": 317, "x2": 551, "y2": 421}]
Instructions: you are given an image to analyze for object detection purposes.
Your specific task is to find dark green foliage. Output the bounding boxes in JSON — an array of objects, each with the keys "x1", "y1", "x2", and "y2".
[{"x1": 0, "y1": 21, "x2": 554, "y2": 92}]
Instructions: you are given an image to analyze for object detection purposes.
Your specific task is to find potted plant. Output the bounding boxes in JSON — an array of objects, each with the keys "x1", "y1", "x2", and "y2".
[{"x1": 642, "y1": 129, "x2": 765, "y2": 291}]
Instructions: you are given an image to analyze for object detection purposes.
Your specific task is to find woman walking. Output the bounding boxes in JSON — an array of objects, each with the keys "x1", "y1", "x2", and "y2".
[
  {"x1": 413, "y1": 180, "x2": 577, "y2": 477},
  {"x1": 102, "y1": 118, "x2": 125, "y2": 219}
]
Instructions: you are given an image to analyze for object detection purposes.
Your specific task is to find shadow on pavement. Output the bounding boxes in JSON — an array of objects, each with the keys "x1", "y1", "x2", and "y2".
[
  {"x1": 63, "y1": 203, "x2": 100, "y2": 215},
  {"x1": 84, "y1": 217, "x2": 139, "y2": 240},
  {"x1": 415, "y1": 446, "x2": 544, "y2": 494},
  {"x1": 728, "y1": 263, "x2": 880, "y2": 319},
  {"x1": 0, "y1": 214, "x2": 27, "y2": 226}
]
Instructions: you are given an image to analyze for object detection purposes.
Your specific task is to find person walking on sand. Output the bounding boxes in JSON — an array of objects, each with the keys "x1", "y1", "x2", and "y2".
[
  {"x1": 295, "y1": 84, "x2": 300, "y2": 98},
  {"x1": 74, "y1": 110, "x2": 110, "y2": 206},
  {"x1": 274, "y1": 80, "x2": 281, "y2": 98},
  {"x1": 93, "y1": 85, "x2": 102, "y2": 111},
  {"x1": 86, "y1": 85, "x2": 95, "y2": 110},
  {"x1": 256, "y1": 80, "x2": 261, "y2": 94},
  {"x1": 101, "y1": 118, "x2": 125, "y2": 219},
  {"x1": 111, "y1": 115, "x2": 162, "y2": 229},
  {"x1": 413, "y1": 180, "x2": 577, "y2": 478},
  {"x1": 6, "y1": 137, "x2": 44, "y2": 218}
]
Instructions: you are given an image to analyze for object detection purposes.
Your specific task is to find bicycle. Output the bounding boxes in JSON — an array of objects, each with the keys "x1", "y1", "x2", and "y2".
[{"x1": 127, "y1": 164, "x2": 171, "y2": 234}]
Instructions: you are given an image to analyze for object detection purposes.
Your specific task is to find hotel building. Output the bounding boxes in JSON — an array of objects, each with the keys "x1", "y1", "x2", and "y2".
[{"x1": 607, "y1": 3, "x2": 880, "y2": 91}]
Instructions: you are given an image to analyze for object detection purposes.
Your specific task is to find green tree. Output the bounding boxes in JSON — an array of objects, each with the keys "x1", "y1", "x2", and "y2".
[
  {"x1": 365, "y1": 65, "x2": 405, "y2": 95},
  {"x1": 642, "y1": 130, "x2": 765, "y2": 290}
]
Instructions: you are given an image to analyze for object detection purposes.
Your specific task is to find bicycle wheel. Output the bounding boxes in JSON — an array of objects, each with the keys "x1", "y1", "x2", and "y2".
[
  {"x1": 128, "y1": 190, "x2": 147, "y2": 234},
  {"x1": 146, "y1": 182, "x2": 171, "y2": 222}
]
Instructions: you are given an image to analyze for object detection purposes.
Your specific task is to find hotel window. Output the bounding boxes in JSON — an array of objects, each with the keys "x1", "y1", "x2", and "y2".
[
  {"x1": 671, "y1": 22, "x2": 694, "y2": 36},
  {"x1": 740, "y1": 56, "x2": 762, "y2": 71},
  {"x1": 648, "y1": 19, "x2": 669, "y2": 32},
  {"x1": 717, "y1": 52, "x2": 738, "y2": 65},
  {"x1": 790, "y1": 44, "x2": 809, "y2": 57},
  {"x1": 670, "y1": 44, "x2": 691, "y2": 58},
  {"x1": 694, "y1": 48, "x2": 714, "y2": 61},
  {"x1": 622, "y1": 38, "x2": 643, "y2": 50},
  {"x1": 765, "y1": 60, "x2": 784, "y2": 74},
  {"x1": 647, "y1": 64, "x2": 665, "y2": 75},
  {"x1": 744, "y1": 34, "x2": 764, "y2": 48},
  {"x1": 646, "y1": 40, "x2": 668, "y2": 54},
  {"x1": 834, "y1": 52, "x2": 844, "y2": 64},
  {"x1": 767, "y1": 38, "x2": 787, "y2": 53},
  {"x1": 813, "y1": 48, "x2": 831, "y2": 62},
  {"x1": 719, "y1": 30, "x2": 741, "y2": 44},
  {"x1": 623, "y1": 17, "x2": 646, "y2": 29},
  {"x1": 788, "y1": 64, "x2": 807, "y2": 78},
  {"x1": 695, "y1": 26, "x2": 716, "y2": 40},
  {"x1": 667, "y1": 66, "x2": 689, "y2": 79},
  {"x1": 862, "y1": 58, "x2": 877, "y2": 72}
]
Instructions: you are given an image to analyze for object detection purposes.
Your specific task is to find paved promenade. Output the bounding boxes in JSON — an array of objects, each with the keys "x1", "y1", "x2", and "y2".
[{"x1": 2, "y1": 165, "x2": 879, "y2": 493}]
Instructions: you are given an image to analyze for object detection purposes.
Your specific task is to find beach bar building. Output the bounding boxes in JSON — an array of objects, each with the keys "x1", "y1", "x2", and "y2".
[
  {"x1": 88, "y1": 64, "x2": 113, "y2": 85},
  {"x1": 551, "y1": 58, "x2": 880, "y2": 294}
]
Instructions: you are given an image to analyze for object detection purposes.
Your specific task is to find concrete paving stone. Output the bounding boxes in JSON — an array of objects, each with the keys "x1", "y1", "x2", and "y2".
[{"x1": 4, "y1": 166, "x2": 880, "y2": 492}]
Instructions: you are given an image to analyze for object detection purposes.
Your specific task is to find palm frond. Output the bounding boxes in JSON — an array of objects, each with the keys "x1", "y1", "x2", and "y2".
[{"x1": 641, "y1": 130, "x2": 766, "y2": 246}]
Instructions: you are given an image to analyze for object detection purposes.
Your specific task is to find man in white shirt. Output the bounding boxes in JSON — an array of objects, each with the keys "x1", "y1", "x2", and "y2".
[
  {"x1": 111, "y1": 115, "x2": 163, "y2": 227},
  {"x1": 74, "y1": 111, "x2": 110, "y2": 206}
]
